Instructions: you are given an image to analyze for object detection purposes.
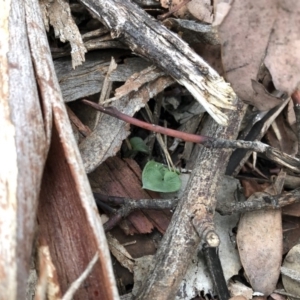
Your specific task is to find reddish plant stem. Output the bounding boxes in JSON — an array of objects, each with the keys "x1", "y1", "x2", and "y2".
[
  {"x1": 82, "y1": 99, "x2": 300, "y2": 172},
  {"x1": 82, "y1": 99, "x2": 210, "y2": 144}
]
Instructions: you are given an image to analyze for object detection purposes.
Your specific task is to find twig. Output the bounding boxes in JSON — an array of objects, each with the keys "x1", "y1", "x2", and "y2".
[
  {"x1": 62, "y1": 253, "x2": 99, "y2": 300},
  {"x1": 216, "y1": 188, "x2": 300, "y2": 215},
  {"x1": 82, "y1": 99, "x2": 300, "y2": 173},
  {"x1": 95, "y1": 187, "x2": 300, "y2": 224},
  {"x1": 94, "y1": 193, "x2": 178, "y2": 231}
]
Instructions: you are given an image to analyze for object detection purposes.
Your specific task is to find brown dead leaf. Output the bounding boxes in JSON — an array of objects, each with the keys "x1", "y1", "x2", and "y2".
[
  {"x1": 217, "y1": 0, "x2": 285, "y2": 110},
  {"x1": 269, "y1": 293, "x2": 287, "y2": 300},
  {"x1": 228, "y1": 280, "x2": 253, "y2": 300},
  {"x1": 241, "y1": 179, "x2": 270, "y2": 198},
  {"x1": 107, "y1": 233, "x2": 135, "y2": 273},
  {"x1": 237, "y1": 174, "x2": 285, "y2": 295},
  {"x1": 237, "y1": 209, "x2": 282, "y2": 295},
  {"x1": 264, "y1": 2, "x2": 300, "y2": 95}
]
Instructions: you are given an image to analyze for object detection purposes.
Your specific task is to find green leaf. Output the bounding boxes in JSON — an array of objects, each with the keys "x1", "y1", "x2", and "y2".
[
  {"x1": 129, "y1": 137, "x2": 149, "y2": 154},
  {"x1": 142, "y1": 161, "x2": 181, "y2": 193}
]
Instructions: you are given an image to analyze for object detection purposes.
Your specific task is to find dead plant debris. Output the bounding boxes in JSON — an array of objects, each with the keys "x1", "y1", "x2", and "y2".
[{"x1": 1, "y1": 1, "x2": 300, "y2": 300}]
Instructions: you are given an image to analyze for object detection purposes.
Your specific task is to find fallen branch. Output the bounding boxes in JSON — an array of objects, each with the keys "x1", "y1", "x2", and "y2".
[
  {"x1": 82, "y1": 99, "x2": 300, "y2": 173},
  {"x1": 94, "y1": 193, "x2": 178, "y2": 231},
  {"x1": 78, "y1": 0, "x2": 236, "y2": 126},
  {"x1": 94, "y1": 187, "x2": 300, "y2": 229}
]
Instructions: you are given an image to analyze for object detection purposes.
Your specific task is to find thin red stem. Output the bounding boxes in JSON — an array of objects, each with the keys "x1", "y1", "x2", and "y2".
[{"x1": 82, "y1": 99, "x2": 211, "y2": 144}]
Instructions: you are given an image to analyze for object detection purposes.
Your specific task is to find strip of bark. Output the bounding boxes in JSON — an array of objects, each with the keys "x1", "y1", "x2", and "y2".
[
  {"x1": 26, "y1": 1, "x2": 119, "y2": 299},
  {"x1": 78, "y1": 0, "x2": 237, "y2": 126},
  {"x1": 0, "y1": 2, "x2": 48, "y2": 298}
]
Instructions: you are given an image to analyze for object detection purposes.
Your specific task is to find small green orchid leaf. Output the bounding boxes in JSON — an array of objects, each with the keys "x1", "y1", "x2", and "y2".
[
  {"x1": 129, "y1": 137, "x2": 149, "y2": 154},
  {"x1": 142, "y1": 161, "x2": 181, "y2": 193}
]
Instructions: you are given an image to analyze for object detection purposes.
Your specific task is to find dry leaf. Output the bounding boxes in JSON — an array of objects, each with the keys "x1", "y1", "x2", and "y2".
[
  {"x1": 107, "y1": 233, "x2": 135, "y2": 273},
  {"x1": 264, "y1": 1, "x2": 300, "y2": 95},
  {"x1": 283, "y1": 203, "x2": 300, "y2": 217},
  {"x1": 237, "y1": 174, "x2": 285, "y2": 295},
  {"x1": 282, "y1": 216, "x2": 300, "y2": 254},
  {"x1": 228, "y1": 281, "x2": 253, "y2": 300},
  {"x1": 265, "y1": 112, "x2": 298, "y2": 156},
  {"x1": 237, "y1": 209, "x2": 282, "y2": 295},
  {"x1": 217, "y1": 0, "x2": 285, "y2": 111}
]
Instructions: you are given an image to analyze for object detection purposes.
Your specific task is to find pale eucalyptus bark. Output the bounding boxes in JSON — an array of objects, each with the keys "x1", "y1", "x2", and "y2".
[
  {"x1": 25, "y1": 0, "x2": 119, "y2": 299},
  {"x1": 0, "y1": 2, "x2": 48, "y2": 299}
]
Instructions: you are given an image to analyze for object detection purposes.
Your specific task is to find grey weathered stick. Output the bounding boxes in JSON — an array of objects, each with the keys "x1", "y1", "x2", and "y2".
[
  {"x1": 217, "y1": 188, "x2": 300, "y2": 215},
  {"x1": 134, "y1": 100, "x2": 246, "y2": 299},
  {"x1": 78, "y1": 0, "x2": 237, "y2": 126}
]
